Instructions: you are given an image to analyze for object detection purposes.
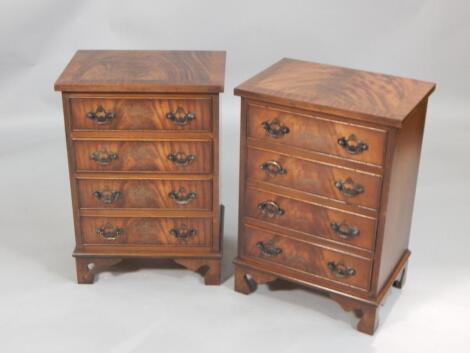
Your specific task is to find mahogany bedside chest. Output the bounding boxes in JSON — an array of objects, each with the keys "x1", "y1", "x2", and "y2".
[
  {"x1": 55, "y1": 50, "x2": 225, "y2": 285},
  {"x1": 233, "y1": 58, "x2": 435, "y2": 334}
]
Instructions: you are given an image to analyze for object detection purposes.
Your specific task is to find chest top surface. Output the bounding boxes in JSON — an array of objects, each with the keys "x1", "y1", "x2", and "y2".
[
  {"x1": 55, "y1": 50, "x2": 226, "y2": 93},
  {"x1": 235, "y1": 58, "x2": 435, "y2": 127}
]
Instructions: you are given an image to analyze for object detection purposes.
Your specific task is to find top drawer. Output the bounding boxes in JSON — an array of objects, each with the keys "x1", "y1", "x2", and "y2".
[
  {"x1": 247, "y1": 103, "x2": 387, "y2": 166},
  {"x1": 70, "y1": 97, "x2": 212, "y2": 131}
]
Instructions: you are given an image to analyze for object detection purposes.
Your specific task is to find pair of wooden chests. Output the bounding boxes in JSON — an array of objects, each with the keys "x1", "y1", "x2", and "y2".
[{"x1": 55, "y1": 50, "x2": 435, "y2": 334}]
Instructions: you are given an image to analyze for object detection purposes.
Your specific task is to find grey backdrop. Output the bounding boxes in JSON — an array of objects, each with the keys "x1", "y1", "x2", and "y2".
[{"x1": 1, "y1": 1, "x2": 469, "y2": 352}]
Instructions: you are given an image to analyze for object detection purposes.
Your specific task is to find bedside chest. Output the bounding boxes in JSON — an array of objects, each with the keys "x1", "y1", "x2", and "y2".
[
  {"x1": 233, "y1": 59, "x2": 435, "y2": 334},
  {"x1": 55, "y1": 50, "x2": 225, "y2": 285}
]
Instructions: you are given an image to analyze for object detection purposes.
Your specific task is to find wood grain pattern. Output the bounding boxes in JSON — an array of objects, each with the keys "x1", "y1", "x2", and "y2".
[
  {"x1": 78, "y1": 179, "x2": 212, "y2": 210},
  {"x1": 240, "y1": 225, "x2": 372, "y2": 290},
  {"x1": 81, "y1": 217, "x2": 212, "y2": 247},
  {"x1": 74, "y1": 140, "x2": 212, "y2": 173},
  {"x1": 71, "y1": 97, "x2": 212, "y2": 131},
  {"x1": 374, "y1": 100, "x2": 428, "y2": 292},
  {"x1": 235, "y1": 58, "x2": 435, "y2": 127},
  {"x1": 247, "y1": 102, "x2": 387, "y2": 166},
  {"x1": 244, "y1": 186, "x2": 377, "y2": 252},
  {"x1": 56, "y1": 51, "x2": 224, "y2": 285},
  {"x1": 55, "y1": 50, "x2": 226, "y2": 93},
  {"x1": 234, "y1": 58, "x2": 435, "y2": 334},
  {"x1": 246, "y1": 146, "x2": 382, "y2": 209}
]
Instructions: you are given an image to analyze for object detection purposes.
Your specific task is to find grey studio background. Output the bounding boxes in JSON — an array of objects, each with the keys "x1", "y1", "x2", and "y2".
[{"x1": 0, "y1": 0, "x2": 469, "y2": 352}]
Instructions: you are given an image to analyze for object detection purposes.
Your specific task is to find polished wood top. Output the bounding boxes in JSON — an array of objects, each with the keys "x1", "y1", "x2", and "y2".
[
  {"x1": 235, "y1": 58, "x2": 435, "y2": 127},
  {"x1": 55, "y1": 50, "x2": 226, "y2": 93}
]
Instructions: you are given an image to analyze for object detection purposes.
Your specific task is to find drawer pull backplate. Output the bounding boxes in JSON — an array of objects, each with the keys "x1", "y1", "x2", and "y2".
[
  {"x1": 86, "y1": 105, "x2": 115, "y2": 125},
  {"x1": 96, "y1": 223, "x2": 123, "y2": 240},
  {"x1": 337, "y1": 134, "x2": 368, "y2": 154},
  {"x1": 168, "y1": 188, "x2": 197, "y2": 205}
]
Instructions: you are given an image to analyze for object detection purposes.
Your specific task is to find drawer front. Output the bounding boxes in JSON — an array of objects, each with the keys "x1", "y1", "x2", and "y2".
[
  {"x1": 244, "y1": 187, "x2": 377, "y2": 251},
  {"x1": 241, "y1": 225, "x2": 372, "y2": 290},
  {"x1": 78, "y1": 179, "x2": 212, "y2": 210},
  {"x1": 71, "y1": 97, "x2": 212, "y2": 131},
  {"x1": 81, "y1": 217, "x2": 212, "y2": 247},
  {"x1": 246, "y1": 148, "x2": 382, "y2": 209},
  {"x1": 247, "y1": 104, "x2": 386, "y2": 165},
  {"x1": 75, "y1": 141, "x2": 212, "y2": 173}
]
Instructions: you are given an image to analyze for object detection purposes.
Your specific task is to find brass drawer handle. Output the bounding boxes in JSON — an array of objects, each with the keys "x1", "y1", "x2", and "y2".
[
  {"x1": 166, "y1": 107, "x2": 195, "y2": 126},
  {"x1": 327, "y1": 261, "x2": 356, "y2": 278},
  {"x1": 330, "y1": 221, "x2": 360, "y2": 239},
  {"x1": 87, "y1": 105, "x2": 115, "y2": 125},
  {"x1": 260, "y1": 160, "x2": 287, "y2": 177},
  {"x1": 96, "y1": 223, "x2": 123, "y2": 240},
  {"x1": 167, "y1": 152, "x2": 196, "y2": 166},
  {"x1": 170, "y1": 225, "x2": 198, "y2": 240},
  {"x1": 90, "y1": 151, "x2": 118, "y2": 165},
  {"x1": 337, "y1": 134, "x2": 368, "y2": 154},
  {"x1": 168, "y1": 188, "x2": 197, "y2": 205},
  {"x1": 92, "y1": 190, "x2": 121, "y2": 204},
  {"x1": 335, "y1": 177, "x2": 364, "y2": 196},
  {"x1": 257, "y1": 200, "x2": 285, "y2": 217},
  {"x1": 261, "y1": 119, "x2": 289, "y2": 138},
  {"x1": 256, "y1": 241, "x2": 282, "y2": 257}
]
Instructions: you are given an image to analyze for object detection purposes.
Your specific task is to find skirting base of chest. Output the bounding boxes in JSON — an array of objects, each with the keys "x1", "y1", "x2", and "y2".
[
  {"x1": 233, "y1": 249, "x2": 409, "y2": 335},
  {"x1": 73, "y1": 205, "x2": 224, "y2": 286}
]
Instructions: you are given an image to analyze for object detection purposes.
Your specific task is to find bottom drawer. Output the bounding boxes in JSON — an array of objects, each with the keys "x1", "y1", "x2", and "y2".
[
  {"x1": 81, "y1": 217, "x2": 212, "y2": 247},
  {"x1": 241, "y1": 225, "x2": 372, "y2": 290}
]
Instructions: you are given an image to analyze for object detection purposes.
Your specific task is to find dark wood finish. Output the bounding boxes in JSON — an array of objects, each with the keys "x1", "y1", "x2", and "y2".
[
  {"x1": 55, "y1": 50, "x2": 226, "y2": 93},
  {"x1": 329, "y1": 294, "x2": 379, "y2": 335},
  {"x1": 71, "y1": 96, "x2": 212, "y2": 131},
  {"x1": 56, "y1": 50, "x2": 225, "y2": 285},
  {"x1": 74, "y1": 140, "x2": 212, "y2": 173},
  {"x1": 235, "y1": 58, "x2": 435, "y2": 127},
  {"x1": 234, "y1": 265, "x2": 277, "y2": 294},
  {"x1": 174, "y1": 258, "x2": 221, "y2": 285},
  {"x1": 247, "y1": 102, "x2": 387, "y2": 166},
  {"x1": 234, "y1": 59, "x2": 435, "y2": 334},
  {"x1": 81, "y1": 217, "x2": 212, "y2": 246},
  {"x1": 78, "y1": 179, "x2": 212, "y2": 210},
  {"x1": 246, "y1": 146, "x2": 382, "y2": 210},
  {"x1": 75, "y1": 257, "x2": 122, "y2": 284},
  {"x1": 374, "y1": 101, "x2": 428, "y2": 292},
  {"x1": 241, "y1": 224, "x2": 372, "y2": 290},
  {"x1": 244, "y1": 186, "x2": 377, "y2": 252}
]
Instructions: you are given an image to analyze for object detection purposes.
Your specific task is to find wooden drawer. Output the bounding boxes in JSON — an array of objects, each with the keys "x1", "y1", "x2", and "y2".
[
  {"x1": 75, "y1": 141, "x2": 212, "y2": 173},
  {"x1": 241, "y1": 225, "x2": 372, "y2": 290},
  {"x1": 70, "y1": 97, "x2": 212, "y2": 131},
  {"x1": 81, "y1": 217, "x2": 212, "y2": 247},
  {"x1": 78, "y1": 179, "x2": 212, "y2": 210},
  {"x1": 244, "y1": 187, "x2": 377, "y2": 251},
  {"x1": 247, "y1": 103, "x2": 387, "y2": 166},
  {"x1": 246, "y1": 147, "x2": 382, "y2": 209}
]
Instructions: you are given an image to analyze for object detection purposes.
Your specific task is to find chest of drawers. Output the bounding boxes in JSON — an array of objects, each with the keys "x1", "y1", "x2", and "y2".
[
  {"x1": 233, "y1": 59, "x2": 435, "y2": 334},
  {"x1": 55, "y1": 50, "x2": 225, "y2": 285}
]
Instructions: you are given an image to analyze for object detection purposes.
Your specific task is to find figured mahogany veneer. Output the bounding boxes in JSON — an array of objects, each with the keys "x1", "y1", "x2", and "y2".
[
  {"x1": 56, "y1": 50, "x2": 225, "y2": 285},
  {"x1": 244, "y1": 186, "x2": 377, "y2": 252},
  {"x1": 78, "y1": 179, "x2": 212, "y2": 210},
  {"x1": 234, "y1": 58, "x2": 435, "y2": 334},
  {"x1": 81, "y1": 217, "x2": 212, "y2": 247},
  {"x1": 241, "y1": 224, "x2": 372, "y2": 290},
  {"x1": 246, "y1": 146, "x2": 382, "y2": 210},
  {"x1": 71, "y1": 97, "x2": 212, "y2": 131},
  {"x1": 247, "y1": 103, "x2": 387, "y2": 166},
  {"x1": 74, "y1": 140, "x2": 212, "y2": 173}
]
